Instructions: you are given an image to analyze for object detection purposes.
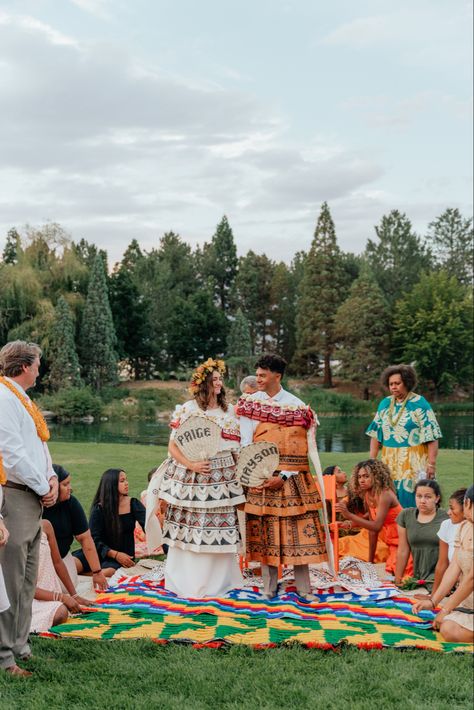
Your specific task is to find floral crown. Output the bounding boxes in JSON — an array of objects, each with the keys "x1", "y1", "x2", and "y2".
[{"x1": 189, "y1": 358, "x2": 226, "y2": 394}]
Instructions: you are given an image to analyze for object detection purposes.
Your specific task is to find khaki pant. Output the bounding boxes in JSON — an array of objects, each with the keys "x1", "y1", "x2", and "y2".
[
  {"x1": 0, "y1": 487, "x2": 42, "y2": 668},
  {"x1": 261, "y1": 564, "x2": 311, "y2": 597}
]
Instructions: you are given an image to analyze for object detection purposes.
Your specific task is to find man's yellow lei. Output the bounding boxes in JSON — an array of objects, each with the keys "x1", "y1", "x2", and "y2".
[
  {"x1": 0, "y1": 376, "x2": 50, "y2": 484},
  {"x1": 189, "y1": 358, "x2": 226, "y2": 395}
]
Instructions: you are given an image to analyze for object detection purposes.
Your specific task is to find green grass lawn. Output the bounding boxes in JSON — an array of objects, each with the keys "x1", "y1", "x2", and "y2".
[
  {"x1": 1, "y1": 443, "x2": 472, "y2": 708},
  {"x1": 47, "y1": 442, "x2": 473, "y2": 512}
]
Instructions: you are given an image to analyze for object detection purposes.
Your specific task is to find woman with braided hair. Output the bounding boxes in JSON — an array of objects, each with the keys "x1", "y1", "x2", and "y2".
[
  {"x1": 161, "y1": 358, "x2": 245, "y2": 598},
  {"x1": 336, "y1": 459, "x2": 412, "y2": 576}
]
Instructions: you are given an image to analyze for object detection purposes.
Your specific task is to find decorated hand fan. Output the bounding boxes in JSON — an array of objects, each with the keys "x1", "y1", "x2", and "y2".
[
  {"x1": 236, "y1": 442, "x2": 280, "y2": 487},
  {"x1": 174, "y1": 415, "x2": 223, "y2": 460}
]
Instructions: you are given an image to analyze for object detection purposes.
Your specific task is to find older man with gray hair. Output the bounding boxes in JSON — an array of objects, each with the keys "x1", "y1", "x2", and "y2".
[
  {"x1": 239, "y1": 375, "x2": 258, "y2": 395},
  {"x1": 0, "y1": 341, "x2": 58, "y2": 677}
]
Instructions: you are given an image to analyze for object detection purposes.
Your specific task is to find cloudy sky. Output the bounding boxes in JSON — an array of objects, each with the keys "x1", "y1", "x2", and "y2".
[{"x1": 0, "y1": 0, "x2": 472, "y2": 265}]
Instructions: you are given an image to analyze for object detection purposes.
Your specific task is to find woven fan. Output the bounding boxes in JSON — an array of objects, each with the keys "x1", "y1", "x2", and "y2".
[
  {"x1": 236, "y1": 442, "x2": 280, "y2": 487},
  {"x1": 174, "y1": 415, "x2": 223, "y2": 460}
]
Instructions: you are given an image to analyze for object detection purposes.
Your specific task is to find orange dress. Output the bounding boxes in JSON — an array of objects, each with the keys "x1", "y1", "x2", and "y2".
[{"x1": 339, "y1": 501, "x2": 414, "y2": 575}]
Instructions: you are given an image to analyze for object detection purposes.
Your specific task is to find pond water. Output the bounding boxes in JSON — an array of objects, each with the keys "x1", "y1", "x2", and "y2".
[{"x1": 49, "y1": 414, "x2": 473, "y2": 452}]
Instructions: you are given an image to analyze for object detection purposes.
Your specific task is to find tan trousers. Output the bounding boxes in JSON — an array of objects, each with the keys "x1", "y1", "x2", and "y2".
[
  {"x1": 261, "y1": 563, "x2": 311, "y2": 597},
  {"x1": 0, "y1": 487, "x2": 42, "y2": 668}
]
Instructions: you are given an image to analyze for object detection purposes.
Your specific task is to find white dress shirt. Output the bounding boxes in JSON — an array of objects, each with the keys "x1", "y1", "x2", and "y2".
[
  {"x1": 239, "y1": 388, "x2": 307, "y2": 479},
  {"x1": 0, "y1": 378, "x2": 55, "y2": 496}
]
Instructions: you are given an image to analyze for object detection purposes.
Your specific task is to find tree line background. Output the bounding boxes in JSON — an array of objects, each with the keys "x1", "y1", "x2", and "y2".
[{"x1": 0, "y1": 204, "x2": 472, "y2": 401}]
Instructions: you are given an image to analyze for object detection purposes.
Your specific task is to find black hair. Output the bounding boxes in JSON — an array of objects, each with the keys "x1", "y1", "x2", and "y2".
[
  {"x1": 91, "y1": 468, "x2": 124, "y2": 549},
  {"x1": 255, "y1": 353, "x2": 287, "y2": 376},
  {"x1": 449, "y1": 488, "x2": 467, "y2": 507},
  {"x1": 415, "y1": 479, "x2": 442, "y2": 508},
  {"x1": 464, "y1": 485, "x2": 474, "y2": 504},
  {"x1": 323, "y1": 465, "x2": 336, "y2": 476},
  {"x1": 52, "y1": 463, "x2": 71, "y2": 483},
  {"x1": 381, "y1": 364, "x2": 417, "y2": 392},
  {"x1": 148, "y1": 467, "x2": 158, "y2": 483}
]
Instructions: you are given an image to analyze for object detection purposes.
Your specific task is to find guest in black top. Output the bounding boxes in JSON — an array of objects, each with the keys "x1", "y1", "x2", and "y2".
[
  {"x1": 89, "y1": 468, "x2": 146, "y2": 577},
  {"x1": 43, "y1": 464, "x2": 108, "y2": 590}
]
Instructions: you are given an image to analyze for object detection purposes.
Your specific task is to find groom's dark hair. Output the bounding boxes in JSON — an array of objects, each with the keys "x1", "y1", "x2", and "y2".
[{"x1": 254, "y1": 353, "x2": 287, "y2": 376}]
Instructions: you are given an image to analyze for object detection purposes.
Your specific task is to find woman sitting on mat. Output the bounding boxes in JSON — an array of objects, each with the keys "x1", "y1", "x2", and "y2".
[
  {"x1": 335, "y1": 459, "x2": 411, "y2": 575},
  {"x1": 412, "y1": 485, "x2": 473, "y2": 643},
  {"x1": 395, "y1": 479, "x2": 448, "y2": 589},
  {"x1": 89, "y1": 468, "x2": 146, "y2": 577},
  {"x1": 43, "y1": 464, "x2": 108, "y2": 591},
  {"x1": 31, "y1": 520, "x2": 90, "y2": 633},
  {"x1": 431, "y1": 487, "x2": 467, "y2": 595}
]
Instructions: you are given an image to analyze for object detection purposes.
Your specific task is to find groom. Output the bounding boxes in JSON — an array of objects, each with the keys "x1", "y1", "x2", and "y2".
[{"x1": 237, "y1": 353, "x2": 327, "y2": 600}]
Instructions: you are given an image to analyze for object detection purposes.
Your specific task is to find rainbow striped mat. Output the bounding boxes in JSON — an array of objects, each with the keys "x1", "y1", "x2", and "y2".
[{"x1": 47, "y1": 579, "x2": 473, "y2": 653}]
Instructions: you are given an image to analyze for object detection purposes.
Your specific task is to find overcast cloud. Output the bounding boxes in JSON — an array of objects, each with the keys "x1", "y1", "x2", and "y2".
[{"x1": 0, "y1": 1, "x2": 471, "y2": 264}]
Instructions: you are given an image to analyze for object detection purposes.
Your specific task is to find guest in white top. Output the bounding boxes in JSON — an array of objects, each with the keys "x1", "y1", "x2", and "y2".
[
  {"x1": 0, "y1": 341, "x2": 58, "y2": 678},
  {"x1": 432, "y1": 487, "x2": 466, "y2": 595}
]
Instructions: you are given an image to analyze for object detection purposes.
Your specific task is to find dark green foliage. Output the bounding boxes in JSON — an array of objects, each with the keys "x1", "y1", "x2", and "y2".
[
  {"x1": 232, "y1": 251, "x2": 275, "y2": 352},
  {"x1": 270, "y1": 262, "x2": 298, "y2": 363},
  {"x1": 365, "y1": 210, "x2": 431, "y2": 307},
  {"x1": 109, "y1": 265, "x2": 153, "y2": 380},
  {"x1": 38, "y1": 387, "x2": 102, "y2": 420},
  {"x1": 80, "y1": 254, "x2": 118, "y2": 390},
  {"x1": 200, "y1": 215, "x2": 238, "y2": 313},
  {"x1": 2, "y1": 228, "x2": 22, "y2": 264},
  {"x1": 425, "y1": 207, "x2": 473, "y2": 285},
  {"x1": 226, "y1": 308, "x2": 252, "y2": 357},
  {"x1": 393, "y1": 271, "x2": 473, "y2": 393},
  {"x1": 48, "y1": 296, "x2": 82, "y2": 390},
  {"x1": 334, "y1": 266, "x2": 390, "y2": 398},
  {"x1": 295, "y1": 202, "x2": 345, "y2": 386},
  {"x1": 166, "y1": 290, "x2": 228, "y2": 365}
]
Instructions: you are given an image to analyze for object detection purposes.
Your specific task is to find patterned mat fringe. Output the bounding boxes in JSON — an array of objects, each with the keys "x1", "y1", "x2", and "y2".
[{"x1": 45, "y1": 578, "x2": 473, "y2": 653}]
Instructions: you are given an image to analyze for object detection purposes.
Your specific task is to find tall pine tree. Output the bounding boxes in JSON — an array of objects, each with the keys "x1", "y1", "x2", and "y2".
[
  {"x1": 365, "y1": 210, "x2": 431, "y2": 307},
  {"x1": 200, "y1": 216, "x2": 238, "y2": 313},
  {"x1": 295, "y1": 202, "x2": 345, "y2": 386},
  {"x1": 48, "y1": 296, "x2": 82, "y2": 390},
  {"x1": 80, "y1": 254, "x2": 118, "y2": 390},
  {"x1": 2, "y1": 228, "x2": 22, "y2": 264},
  {"x1": 334, "y1": 266, "x2": 390, "y2": 398},
  {"x1": 425, "y1": 208, "x2": 473, "y2": 285}
]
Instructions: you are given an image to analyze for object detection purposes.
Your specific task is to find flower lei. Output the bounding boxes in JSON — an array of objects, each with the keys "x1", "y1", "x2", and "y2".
[
  {"x1": 388, "y1": 393, "x2": 411, "y2": 428},
  {"x1": 189, "y1": 358, "x2": 226, "y2": 395}
]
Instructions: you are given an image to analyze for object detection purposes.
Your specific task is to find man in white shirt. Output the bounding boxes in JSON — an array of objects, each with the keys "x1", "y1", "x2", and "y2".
[
  {"x1": 0, "y1": 340, "x2": 58, "y2": 677},
  {"x1": 237, "y1": 354, "x2": 327, "y2": 600}
]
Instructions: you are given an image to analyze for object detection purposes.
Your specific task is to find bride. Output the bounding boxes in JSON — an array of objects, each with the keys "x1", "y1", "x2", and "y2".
[{"x1": 160, "y1": 358, "x2": 245, "y2": 598}]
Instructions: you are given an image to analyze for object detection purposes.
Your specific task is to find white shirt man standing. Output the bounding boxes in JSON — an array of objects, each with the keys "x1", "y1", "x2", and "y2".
[{"x1": 0, "y1": 340, "x2": 58, "y2": 677}]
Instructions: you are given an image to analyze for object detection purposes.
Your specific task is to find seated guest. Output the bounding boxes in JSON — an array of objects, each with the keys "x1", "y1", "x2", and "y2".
[
  {"x1": 413, "y1": 485, "x2": 473, "y2": 643},
  {"x1": 239, "y1": 375, "x2": 258, "y2": 395},
  {"x1": 43, "y1": 464, "x2": 108, "y2": 591},
  {"x1": 323, "y1": 464, "x2": 348, "y2": 502},
  {"x1": 432, "y1": 488, "x2": 467, "y2": 595},
  {"x1": 335, "y1": 459, "x2": 410, "y2": 575},
  {"x1": 31, "y1": 520, "x2": 90, "y2": 633},
  {"x1": 134, "y1": 467, "x2": 167, "y2": 557},
  {"x1": 395, "y1": 479, "x2": 448, "y2": 589},
  {"x1": 89, "y1": 468, "x2": 146, "y2": 577}
]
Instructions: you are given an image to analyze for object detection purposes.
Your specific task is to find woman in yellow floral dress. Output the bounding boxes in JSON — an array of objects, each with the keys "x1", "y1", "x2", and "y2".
[{"x1": 366, "y1": 365, "x2": 442, "y2": 508}]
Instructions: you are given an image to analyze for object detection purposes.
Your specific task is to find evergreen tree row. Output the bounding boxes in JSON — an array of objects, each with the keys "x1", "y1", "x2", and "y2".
[{"x1": 0, "y1": 207, "x2": 472, "y2": 396}]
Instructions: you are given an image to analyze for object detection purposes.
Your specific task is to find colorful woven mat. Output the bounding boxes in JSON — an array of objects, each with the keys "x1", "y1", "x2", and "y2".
[{"x1": 46, "y1": 579, "x2": 473, "y2": 653}]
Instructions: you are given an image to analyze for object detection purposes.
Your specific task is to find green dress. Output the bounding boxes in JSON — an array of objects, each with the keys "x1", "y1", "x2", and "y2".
[
  {"x1": 396, "y1": 507, "x2": 448, "y2": 586},
  {"x1": 366, "y1": 393, "x2": 442, "y2": 508}
]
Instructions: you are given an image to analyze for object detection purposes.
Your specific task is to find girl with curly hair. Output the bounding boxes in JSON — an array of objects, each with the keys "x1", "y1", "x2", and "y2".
[{"x1": 335, "y1": 459, "x2": 413, "y2": 575}]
